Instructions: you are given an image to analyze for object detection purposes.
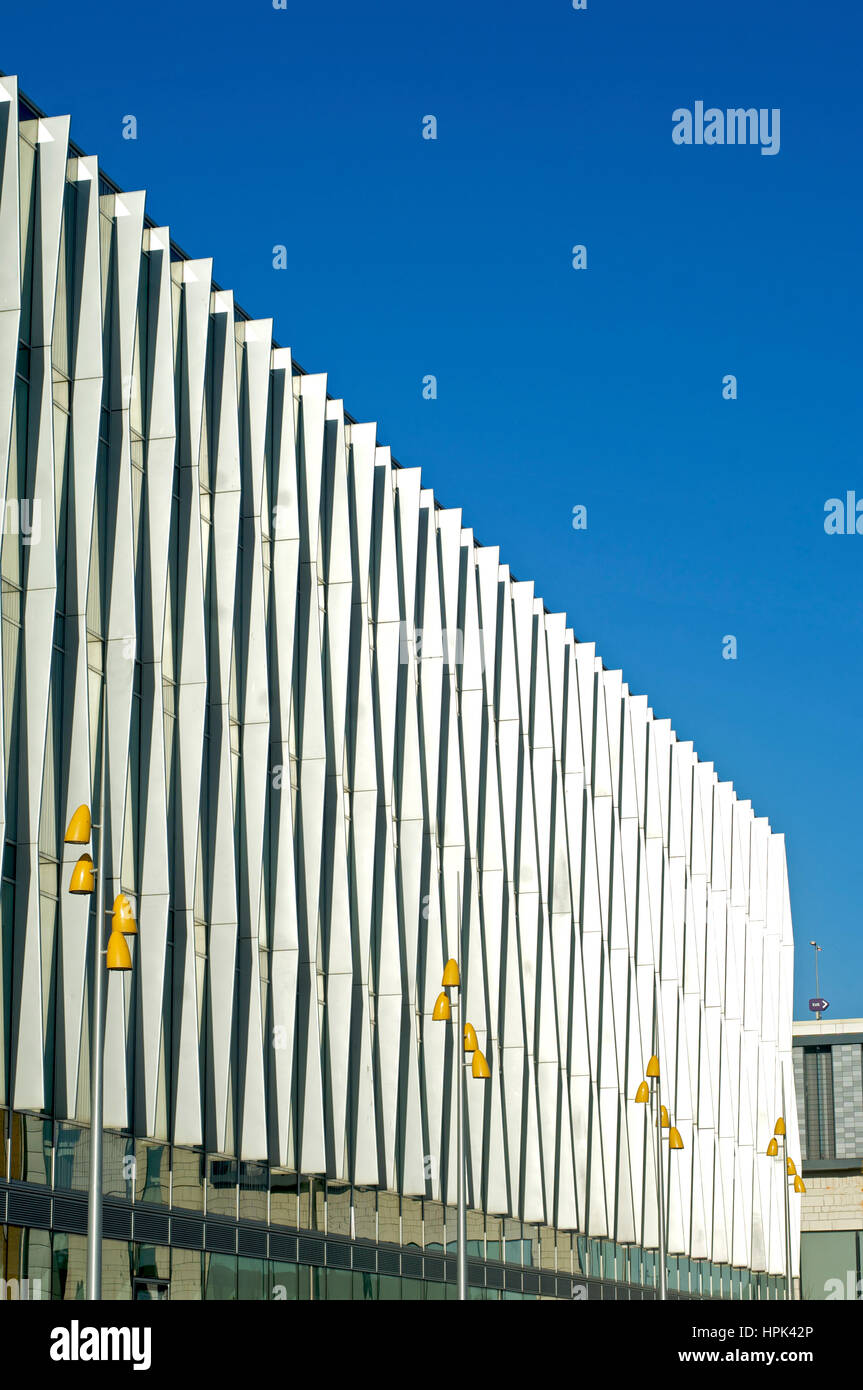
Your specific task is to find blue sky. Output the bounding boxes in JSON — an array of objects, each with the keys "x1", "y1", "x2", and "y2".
[{"x1": 4, "y1": 0, "x2": 862, "y2": 1018}]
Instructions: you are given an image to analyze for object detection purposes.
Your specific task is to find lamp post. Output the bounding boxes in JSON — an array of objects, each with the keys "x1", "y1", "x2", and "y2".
[
  {"x1": 809, "y1": 941, "x2": 823, "y2": 1020},
  {"x1": 635, "y1": 1054, "x2": 684, "y2": 1300},
  {"x1": 767, "y1": 1117, "x2": 804, "y2": 1302},
  {"x1": 432, "y1": 889, "x2": 490, "y2": 1301},
  {"x1": 64, "y1": 697, "x2": 137, "y2": 1299}
]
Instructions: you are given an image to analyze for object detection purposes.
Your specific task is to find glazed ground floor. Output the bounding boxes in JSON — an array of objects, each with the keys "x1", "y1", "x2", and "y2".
[{"x1": 0, "y1": 1108, "x2": 788, "y2": 1300}]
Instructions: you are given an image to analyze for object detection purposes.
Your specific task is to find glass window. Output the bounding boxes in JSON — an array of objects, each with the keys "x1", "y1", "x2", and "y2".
[
  {"x1": 54, "y1": 1123, "x2": 88, "y2": 1192},
  {"x1": 801, "y1": 1230, "x2": 858, "y2": 1301},
  {"x1": 270, "y1": 1169, "x2": 297, "y2": 1228},
  {"x1": 206, "y1": 1157, "x2": 237, "y2": 1219},
  {"x1": 102, "y1": 1239, "x2": 134, "y2": 1300},
  {"x1": 522, "y1": 1224, "x2": 538, "y2": 1267},
  {"x1": 239, "y1": 1160, "x2": 268, "y2": 1223},
  {"x1": 485, "y1": 1215, "x2": 502, "y2": 1261},
  {"x1": 503, "y1": 1217, "x2": 524, "y2": 1265},
  {"x1": 326, "y1": 1182, "x2": 351, "y2": 1237},
  {"x1": 402, "y1": 1194, "x2": 423, "y2": 1250},
  {"x1": 52, "y1": 1233, "x2": 88, "y2": 1301},
  {"x1": 424, "y1": 1278, "x2": 446, "y2": 1299},
  {"x1": 402, "y1": 1276, "x2": 422, "y2": 1300},
  {"x1": 539, "y1": 1226, "x2": 556, "y2": 1271},
  {"x1": 803, "y1": 1046, "x2": 836, "y2": 1159},
  {"x1": 299, "y1": 1175, "x2": 323, "y2": 1230},
  {"x1": 171, "y1": 1147, "x2": 204, "y2": 1211},
  {"x1": 354, "y1": 1270, "x2": 378, "y2": 1300},
  {"x1": 104, "y1": 1131, "x2": 135, "y2": 1200},
  {"x1": 2, "y1": 1226, "x2": 50, "y2": 1299},
  {"x1": 467, "y1": 1209, "x2": 484, "y2": 1258},
  {"x1": 423, "y1": 1199, "x2": 444, "y2": 1252},
  {"x1": 204, "y1": 1252, "x2": 237, "y2": 1300},
  {"x1": 0, "y1": 1107, "x2": 6, "y2": 1178},
  {"x1": 238, "y1": 1256, "x2": 266, "y2": 1300},
  {"x1": 353, "y1": 1187, "x2": 377, "y2": 1242},
  {"x1": 136, "y1": 1141, "x2": 169, "y2": 1206},
  {"x1": 135, "y1": 1243, "x2": 169, "y2": 1281},
  {"x1": 378, "y1": 1274, "x2": 401, "y2": 1300},
  {"x1": 324, "y1": 1267, "x2": 352, "y2": 1300},
  {"x1": 378, "y1": 1192, "x2": 400, "y2": 1246},
  {"x1": 170, "y1": 1248, "x2": 203, "y2": 1301},
  {"x1": 268, "y1": 1261, "x2": 300, "y2": 1300},
  {"x1": 10, "y1": 1113, "x2": 52, "y2": 1184}
]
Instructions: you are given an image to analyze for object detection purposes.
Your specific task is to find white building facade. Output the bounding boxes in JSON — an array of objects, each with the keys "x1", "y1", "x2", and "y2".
[{"x1": 0, "y1": 73, "x2": 798, "y2": 1299}]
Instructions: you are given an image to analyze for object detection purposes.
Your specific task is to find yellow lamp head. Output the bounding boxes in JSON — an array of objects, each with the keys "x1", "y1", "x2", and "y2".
[
  {"x1": 64, "y1": 804, "x2": 92, "y2": 844},
  {"x1": 766, "y1": 1138, "x2": 779, "y2": 1157},
  {"x1": 646, "y1": 1055, "x2": 660, "y2": 1079},
  {"x1": 635, "y1": 1080, "x2": 650, "y2": 1103},
  {"x1": 793, "y1": 1176, "x2": 806, "y2": 1194},
  {"x1": 472, "y1": 1049, "x2": 491, "y2": 1080},
  {"x1": 432, "y1": 991, "x2": 451, "y2": 1022},
  {"x1": 68, "y1": 854, "x2": 95, "y2": 894},
  {"x1": 786, "y1": 1158, "x2": 797, "y2": 1177},
  {"x1": 659, "y1": 1105, "x2": 670, "y2": 1128},
  {"x1": 441, "y1": 958, "x2": 460, "y2": 988},
  {"x1": 463, "y1": 1022, "x2": 478, "y2": 1052},
  {"x1": 106, "y1": 931, "x2": 132, "y2": 971},
  {"x1": 112, "y1": 893, "x2": 137, "y2": 935},
  {"x1": 774, "y1": 1117, "x2": 786, "y2": 1137},
  {"x1": 668, "y1": 1127, "x2": 684, "y2": 1151}
]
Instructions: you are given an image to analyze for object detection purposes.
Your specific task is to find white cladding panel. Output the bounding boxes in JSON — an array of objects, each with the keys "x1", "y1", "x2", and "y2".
[{"x1": 0, "y1": 83, "x2": 798, "y2": 1275}]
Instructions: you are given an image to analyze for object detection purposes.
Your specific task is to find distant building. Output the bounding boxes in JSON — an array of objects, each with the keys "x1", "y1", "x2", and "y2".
[{"x1": 793, "y1": 1019, "x2": 863, "y2": 1299}]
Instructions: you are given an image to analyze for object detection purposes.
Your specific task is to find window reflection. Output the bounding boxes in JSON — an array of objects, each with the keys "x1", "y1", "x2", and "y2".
[
  {"x1": 485, "y1": 1215, "x2": 502, "y2": 1261},
  {"x1": 239, "y1": 1160, "x2": 268, "y2": 1223},
  {"x1": 206, "y1": 1157, "x2": 237, "y2": 1219},
  {"x1": 52, "y1": 1233, "x2": 87, "y2": 1301},
  {"x1": 402, "y1": 1194, "x2": 423, "y2": 1250},
  {"x1": 326, "y1": 1182, "x2": 351, "y2": 1237},
  {"x1": 170, "y1": 1248, "x2": 203, "y2": 1301},
  {"x1": 10, "y1": 1113, "x2": 51, "y2": 1184},
  {"x1": 102, "y1": 1239, "x2": 134, "y2": 1300},
  {"x1": 136, "y1": 1141, "x2": 169, "y2": 1206},
  {"x1": 54, "y1": 1123, "x2": 88, "y2": 1192},
  {"x1": 270, "y1": 1168, "x2": 297, "y2": 1228},
  {"x1": 171, "y1": 1147, "x2": 204, "y2": 1211},
  {"x1": 238, "y1": 1256, "x2": 266, "y2": 1299},
  {"x1": 204, "y1": 1252, "x2": 237, "y2": 1300},
  {"x1": 268, "y1": 1261, "x2": 299, "y2": 1300},
  {"x1": 352, "y1": 1186, "x2": 376, "y2": 1242},
  {"x1": 423, "y1": 1199, "x2": 444, "y2": 1252}
]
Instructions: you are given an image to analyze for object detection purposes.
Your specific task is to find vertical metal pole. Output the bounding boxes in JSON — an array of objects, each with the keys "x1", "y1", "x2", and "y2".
[
  {"x1": 456, "y1": 873, "x2": 467, "y2": 1300},
  {"x1": 813, "y1": 943, "x2": 822, "y2": 1021},
  {"x1": 781, "y1": 1074, "x2": 793, "y2": 1302},
  {"x1": 87, "y1": 684, "x2": 107, "y2": 1300},
  {"x1": 782, "y1": 1133, "x2": 793, "y2": 1300},
  {"x1": 656, "y1": 1074, "x2": 667, "y2": 1301}
]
